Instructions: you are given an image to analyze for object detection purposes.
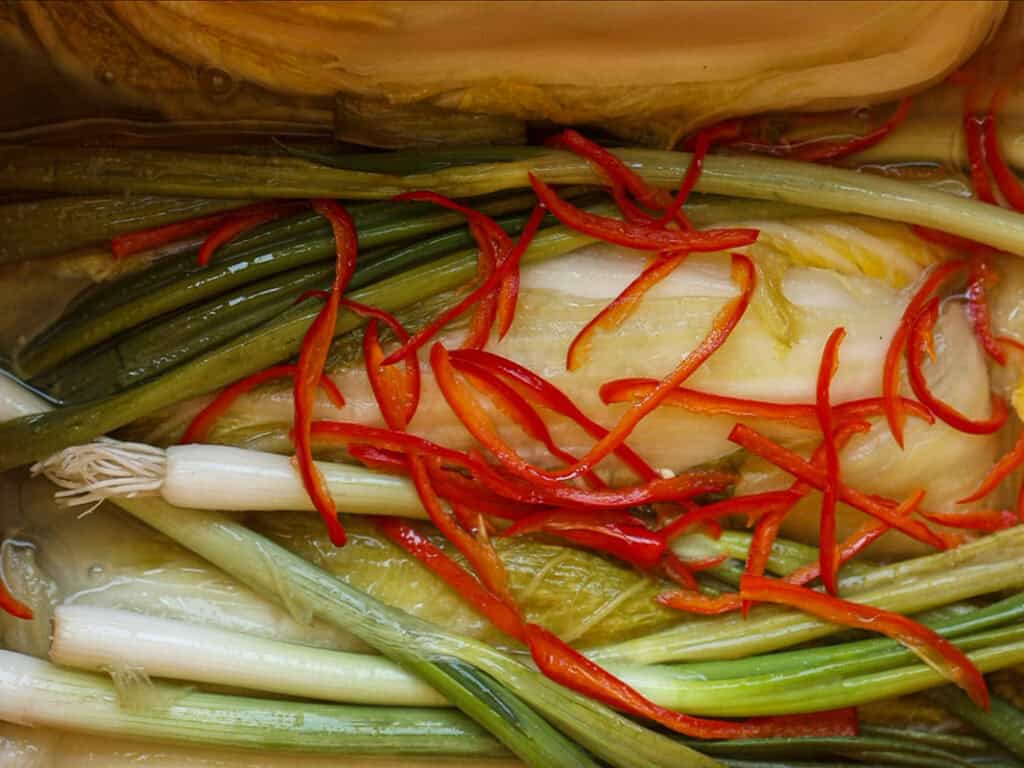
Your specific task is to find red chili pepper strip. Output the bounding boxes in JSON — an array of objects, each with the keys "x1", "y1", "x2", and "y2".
[
  {"x1": 920, "y1": 508, "x2": 1018, "y2": 532},
  {"x1": 815, "y1": 328, "x2": 846, "y2": 596},
  {"x1": 510, "y1": 254, "x2": 756, "y2": 486},
  {"x1": 529, "y1": 175, "x2": 759, "y2": 254},
  {"x1": 566, "y1": 252, "x2": 688, "y2": 371},
  {"x1": 181, "y1": 364, "x2": 344, "y2": 444},
  {"x1": 910, "y1": 225, "x2": 986, "y2": 253},
  {"x1": 310, "y1": 421, "x2": 474, "y2": 471},
  {"x1": 601, "y1": 379, "x2": 935, "y2": 429},
  {"x1": 376, "y1": 516, "x2": 524, "y2": 641},
  {"x1": 658, "y1": 124, "x2": 721, "y2": 226},
  {"x1": 958, "y1": 430, "x2": 1024, "y2": 504},
  {"x1": 729, "y1": 424, "x2": 949, "y2": 549},
  {"x1": 660, "y1": 553, "x2": 700, "y2": 591},
  {"x1": 882, "y1": 259, "x2": 968, "y2": 447},
  {"x1": 110, "y1": 201, "x2": 295, "y2": 260},
  {"x1": 982, "y1": 87, "x2": 1024, "y2": 212},
  {"x1": 196, "y1": 201, "x2": 307, "y2": 266},
  {"x1": 740, "y1": 575, "x2": 990, "y2": 710},
  {"x1": 907, "y1": 298, "x2": 1009, "y2": 436},
  {"x1": 660, "y1": 489, "x2": 805, "y2": 542},
  {"x1": 450, "y1": 356, "x2": 606, "y2": 490},
  {"x1": 0, "y1": 581, "x2": 32, "y2": 621},
  {"x1": 965, "y1": 114, "x2": 998, "y2": 205},
  {"x1": 658, "y1": 590, "x2": 742, "y2": 615},
  {"x1": 293, "y1": 200, "x2": 359, "y2": 547},
  {"x1": 791, "y1": 97, "x2": 913, "y2": 163},
  {"x1": 339, "y1": 299, "x2": 421, "y2": 430},
  {"x1": 502, "y1": 509, "x2": 665, "y2": 570},
  {"x1": 524, "y1": 622, "x2": 858, "y2": 738},
  {"x1": 450, "y1": 349, "x2": 659, "y2": 481},
  {"x1": 546, "y1": 129, "x2": 677, "y2": 216},
  {"x1": 432, "y1": 343, "x2": 735, "y2": 506},
  {"x1": 965, "y1": 255, "x2": 1007, "y2": 365},
  {"x1": 381, "y1": 205, "x2": 546, "y2": 365}
]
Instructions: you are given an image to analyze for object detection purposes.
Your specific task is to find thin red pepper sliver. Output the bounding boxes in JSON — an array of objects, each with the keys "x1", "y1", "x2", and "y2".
[
  {"x1": 110, "y1": 201, "x2": 294, "y2": 259},
  {"x1": 524, "y1": 622, "x2": 858, "y2": 739},
  {"x1": 432, "y1": 344, "x2": 734, "y2": 507},
  {"x1": 965, "y1": 113, "x2": 998, "y2": 205},
  {"x1": 502, "y1": 509, "x2": 665, "y2": 570},
  {"x1": 381, "y1": 205, "x2": 546, "y2": 365},
  {"x1": 882, "y1": 259, "x2": 968, "y2": 446},
  {"x1": 958, "y1": 430, "x2": 1024, "y2": 504},
  {"x1": 658, "y1": 590, "x2": 742, "y2": 615},
  {"x1": 658, "y1": 123, "x2": 721, "y2": 226},
  {"x1": 815, "y1": 328, "x2": 847, "y2": 596},
  {"x1": 376, "y1": 515, "x2": 525, "y2": 641},
  {"x1": 600, "y1": 379, "x2": 935, "y2": 429},
  {"x1": 740, "y1": 575, "x2": 990, "y2": 710},
  {"x1": 965, "y1": 255, "x2": 1007, "y2": 365},
  {"x1": 180, "y1": 364, "x2": 345, "y2": 445},
  {"x1": 493, "y1": 253, "x2": 756, "y2": 487},
  {"x1": 729, "y1": 423, "x2": 949, "y2": 549},
  {"x1": 660, "y1": 489, "x2": 806, "y2": 542},
  {"x1": 920, "y1": 507, "x2": 1018, "y2": 532},
  {"x1": 529, "y1": 174, "x2": 759, "y2": 254},
  {"x1": 293, "y1": 200, "x2": 359, "y2": 547},
  {"x1": 310, "y1": 421, "x2": 475, "y2": 471},
  {"x1": 450, "y1": 356, "x2": 606, "y2": 489},
  {"x1": 790, "y1": 97, "x2": 913, "y2": 163},
  {"x1": 566, "y1": 252, "x2": 688, "y2": 371},
  {"x1": 982, "y1": 85, "x2": 1024, "y2": 212},
  {"x1": 0, "y1": 582, "x2": 32, "y2": 621},
  {"x1": 907, "y1": 297, "x2": 1009, "y2": 436},
  {"x1": 450, "y1": 349, "x2": 659, "y2": 481}
]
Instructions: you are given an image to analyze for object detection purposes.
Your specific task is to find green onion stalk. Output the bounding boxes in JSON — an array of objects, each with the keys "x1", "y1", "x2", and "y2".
[
  {"x1": 2, "y1": 145, "x2": 1024, "y2": 254},
  {"x1": 111, "y1": 495, "x2": 722, "y2": 768}
]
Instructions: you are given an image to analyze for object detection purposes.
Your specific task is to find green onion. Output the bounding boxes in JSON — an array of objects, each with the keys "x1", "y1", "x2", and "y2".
[
  {"x1": 3, "y1": 145, "x2": 1024, "y2": 255},
  {"x1": 112, "y1": 495, "x2": 722, "y2": 768},
  {"x1": 0, "y1": 649, "x2": 506, "y2": 757},
  {"x1": 926, "y1": 686, "x2": 1024, "y2": 760}
]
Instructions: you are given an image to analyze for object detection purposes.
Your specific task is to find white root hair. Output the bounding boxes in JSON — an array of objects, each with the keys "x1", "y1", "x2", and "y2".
[{"x1": 31, "y1": 438, "x2": 167, "y2": 508}]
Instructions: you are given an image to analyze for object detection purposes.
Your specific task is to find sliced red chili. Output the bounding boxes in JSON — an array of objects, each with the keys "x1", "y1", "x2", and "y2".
[
  {"x1": 729, "y1": 423, "x2": 949, "y2": 549},
  {"x1": 196, "y1": 201, "x2": 307, "y2": 266},
  {"x1": 502, "y1": 509, "x2": 665, "y2": 570},
  {"x1": 958, "y1": 430, "x2": 1024, "y2": 504},
  {"x1": 965, "y1": 114, "x2": 998, "y2": 205},
  {"x1": 181, "y1": 364, "x2": 344, "y2": 444},
  {"x1": 310, "y1": 420, "x2": 474, "y2": 471},
  {"x1": 965, "y1": 255, "x2": 1007, "y2": 365},
  {"x1": 815, "y1": 328, "x2": 846, "y2": 595},
  {"x1": 657, "y1": 590, "x2": 742, "y2": 616},
  {"x1": 450, "y1": 349, "x2": 659, "y2": 481},
  {"x1": 982, "y1": 85, "x2": 1024, "y2": 212},
  {"x1": 600, "y1": 379, "x2": 935, "y2": 429},
  {"x1": 566, "y1": 252, "x2": 688, "y2": 371},
  {"x1": 293, "y1": 200, "x2": 359, "y2": 547},
  {"x1": 920, "y1": 507, "x2": 1018, "y2": 532},
  {"x1": 529, "y1": 174, "x2": 759, "y2": 254},
  {"x1": 524, "y1": 622, "x2": 858, "y2": 738},
  {"x1": 376, "y1": 516, "x2": 524, "y2": 641},
  {"x1": 0, "y1": 581, "x2": 32, "y2": 621},
  {"x1": 790, "y1": 97, "x2": 913, "y2": 163},
  {"x1": 882, "y1": 259, "x2": 968, "y2": 446},
  {"x1": 381, "y1": 205, "x2": 546, "y2": 364},
  {"x1": 660, "y1": 489, "x2": 805, "y2": 542},
  {"x1": 907, "y1": 297, "x2": 1009, "y2": 435},
  {"x1": 111, "y1": 201, "x2": 297, "y2": 260},
  {"x1": 658, "y1": 122, "x2": 722, "y2": 226},
  {"x1": 740, "y1": 575, "x2": 990, "y2": 710}
]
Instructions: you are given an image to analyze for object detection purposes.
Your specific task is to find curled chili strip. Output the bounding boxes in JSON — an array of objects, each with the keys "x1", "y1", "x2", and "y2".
[
  {"x1": 965, "y1": 255, "x2": 1007, "y2": 365},
  {"x1": 502, "y1": 509, "x2": 665, "y2": 570},
  {"x1": 381, "y1": 205, "x2": 546, "y2": 365},
  {"x1": 566, "y1": 252, "x2": 688, "y2": 371},
  {"x1": 450, "y1": 349, "x2": 659, "y2": 481},
  {"x1": 0, "y1": 580, "x2": 32, "y2": 621},
  {"x1": 658, "y1": 123, "x2": 724, "y2": 226},
  {"x1": 111, "y1": 201, "x2": 298, "y2": 260},
  {"x1": 729, "y1": 423, "x2": 949, "y2": 549},
  {"x1": 791, "y1": 97, "x2": 913, "y2": 163},
  {"x1": 920, "y1": 507, "x2": 1018, "y2": 532},
  {"x1": 882, "y1": 259, "x2": 968, "y2": 447},
  {"x1": 815, "y1": 328, "x2": 847, "y2": 596},
  {"x1": 965, "y1": 113, "x2": 998, "y2": 206},
  {"x1": 529, "y1": 174, "x2": 759, "y2": 254},
  {"x1": 740, "y1": 575, "x2": 990, "y2": 710},
  {"x1": 600, "y1": 379, "x2": 935, "y2": 429},
  {"x1": 982, "y1": 85, "x2": 1024, "y2": 212},
  {"x1": 196, "y1": 202, "x2": 307, "y2": 266},
  {"x1": 958, "y1": 430, "x2": 1024, "y2": 504},
  {"x1": 376, "y1": 515, "x2": 524, "y2": 641},
  {"x1": 524, "y1": 622, "x2": 858, "y2": 739},
  {"x1": 907, "y1": 297, "x2": 1009, "y2": 436},
  {"x1": 293, "y1": 200, "x2": 359, "y2": 547},
  {"x1": 181, "y1": 364, "x2": 345, "y2": 444},
  {"x1": 495, "y1": 253, "x2": 756, "y2": 486}
]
